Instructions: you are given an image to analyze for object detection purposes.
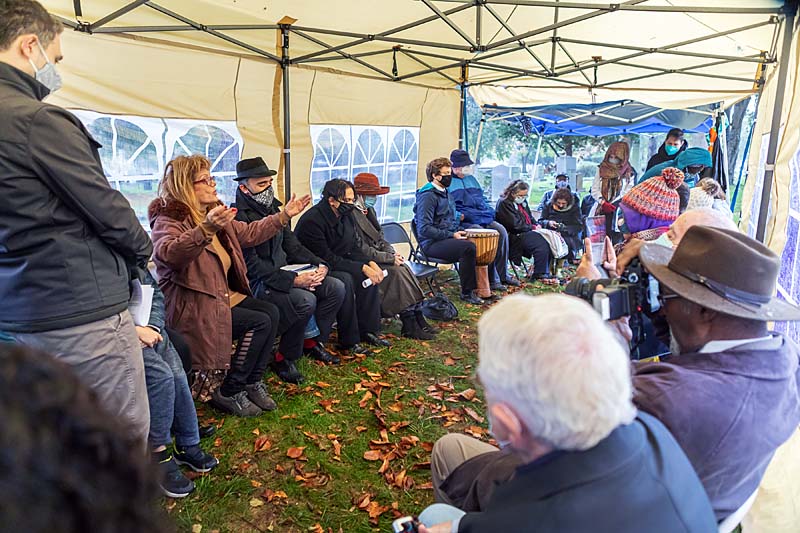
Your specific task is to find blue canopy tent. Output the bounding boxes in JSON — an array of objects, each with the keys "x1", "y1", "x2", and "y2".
[
  {"x1": 473, "y1": 98, "x2": 718, "y2": 183},
  {"x1": 480, "y1": 99, "x2": 716, "y2": 137}
]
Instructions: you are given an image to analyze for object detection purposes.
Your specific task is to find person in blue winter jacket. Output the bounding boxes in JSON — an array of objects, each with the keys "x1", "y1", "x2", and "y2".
[
  {"x1": 414, "y1": 157, "x2": 484, "y2": 305},
  {"x1": 448, "y1": 149, "x2": 519, "y2": 290}
]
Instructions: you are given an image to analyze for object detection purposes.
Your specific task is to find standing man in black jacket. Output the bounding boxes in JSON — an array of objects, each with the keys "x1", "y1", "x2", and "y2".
[
  {"x1": 0, "y1": 1, "x2": 153, "y2": 445},
  {"x1": 234, "y1": 157, "x2": 346, "y2": 375}
]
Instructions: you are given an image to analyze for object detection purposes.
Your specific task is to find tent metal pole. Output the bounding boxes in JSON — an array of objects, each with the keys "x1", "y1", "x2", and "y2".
[
  {"x1": 557, "y1": 40, "x2": 592, "y2": 85},
  {"x1": 459, "y1": 66, "x2": 467, "y2": 149},
  {"x1": 475, "y1": 111, "x2": 486, "y2": 163},
  {"x1": 288, "y1": 3, "x2": 473, "y2": 63},
  {"x1": 550, "y1": 1, "x2": 559, "y2": 73},
  {"x1": 281, "y1": 25, "x2": 292, "y2": 199},
  {"x1": 145, "y1": 3, "x2": 281, "y2": 62},
  {"x1": 485, "y1": 0, "x2": 647, "y2": 50},
  {"x1": 421, "y1": 0, "x2": 477, "y2": 48},
  {"x1": 482, "y1": 4, "x2": 552, "y2": 73},
  {"x1": 433, "y1": 0, "x2": 782, "y2": 14},
  {"x1": 291, "y1": 29, "x2": 395, "y2": 79},
  {"x1": 90, "y1": 0, "x2": 148, "y2": 31},
  {"x1": 399, "y1": 50, "x2": 461, "y2": 84},
  {"x1": 756, "y1": 11, "x2": 795, "y2": 242},
  {"x1": 300, "y1": 49, "x2": 394, "y2": 64},
  {"x1": 476, "y1": 0, "x2": 482, "y2": 46}
]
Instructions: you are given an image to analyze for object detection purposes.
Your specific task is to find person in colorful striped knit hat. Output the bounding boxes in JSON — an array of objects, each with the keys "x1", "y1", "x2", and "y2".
[{"x1": 617, "y1": 167, "x2": 685, "y2": 244}]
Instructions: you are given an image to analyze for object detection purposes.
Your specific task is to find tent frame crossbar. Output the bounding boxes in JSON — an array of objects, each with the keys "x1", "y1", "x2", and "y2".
[{"x1": 65, "y1": 1, "x2": 779, "y2": 92}]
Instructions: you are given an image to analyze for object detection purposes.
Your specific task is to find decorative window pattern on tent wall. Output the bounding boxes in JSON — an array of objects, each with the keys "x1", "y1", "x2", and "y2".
[
  {"x1": 774, "y1": 134, "x2": 800, "y2": 346},
  {"x1": 72, "y1": 110, "x2": 243, "y2": 229},
  {"x1": 310, "y1": 125, "x2": 420, "y2": 223}
]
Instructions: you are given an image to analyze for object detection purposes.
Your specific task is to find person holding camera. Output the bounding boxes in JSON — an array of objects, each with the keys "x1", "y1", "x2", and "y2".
[
  {"x1": 415, "y1": 294, "x2": 715, "y2": 533},
  {"x1": 429, "y1": 225, "x2": 800, "y2": 524}
]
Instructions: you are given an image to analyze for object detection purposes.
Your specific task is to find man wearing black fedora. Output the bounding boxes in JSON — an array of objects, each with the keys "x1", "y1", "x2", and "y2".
[
  {"x1": 430, "y1": 225, "x2": 800, "y2": 525},
  {"x1": 233, "y1": 157, "x2": 364, "y2": 383}
]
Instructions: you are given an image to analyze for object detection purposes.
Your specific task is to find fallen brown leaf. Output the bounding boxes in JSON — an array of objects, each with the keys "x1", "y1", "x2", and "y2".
[{"x1": 286, "y1": 446, "x2": 306, "y2": 459}]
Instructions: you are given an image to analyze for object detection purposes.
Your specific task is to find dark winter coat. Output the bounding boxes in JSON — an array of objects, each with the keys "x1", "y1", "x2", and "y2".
[
  {"x1": 148, "y1": 199, "x2": 283, "y2": 370},
  {"x1": 413, "y1": 182, "x2": 460, "y2": 251},
  {"x1": 234, "y1": 188, "x2": 325, "y2": 325},
  {"x1": 495, "y1": 197, "x2": 536, "y2": 261},
  {"x1": 0, "y1": 62, "x2": 152, "y2": 332},
  {"x1": 646, "y1": 140, "x2": 687, "y2": 171}
]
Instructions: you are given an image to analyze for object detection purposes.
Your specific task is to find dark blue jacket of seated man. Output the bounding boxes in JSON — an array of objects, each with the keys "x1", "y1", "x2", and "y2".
[
  {"x1": 457, "y1": 412, "x2": 716, "y2": 533},
  {"x1": 414, "y1": 181, "x2": 460, "y2": 251}
]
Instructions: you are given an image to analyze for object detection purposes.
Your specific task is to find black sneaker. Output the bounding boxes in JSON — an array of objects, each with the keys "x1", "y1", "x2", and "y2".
[
  {"x1": 244, "y1": 382, "x2": 278, "y2": 411},
  {"x1": 338, "y1": 343, "x2": 372, "y2": 356},
  {"x1": 504, "y1": 277, "x2": 521, "y2": 287},
  {"x1": 198, "y1": 424, "x2": 216, "y2": 439},
  {"x1": 271, "y1": 359, "x2": 305, "y2": 384},
  {"x1": 305, "y1": 343, "x2": 340, "y2": 364},
  {"x1": 211, "y1": 388, "x2": 263, "y2": 417},
  {"x1": 490, "y1": 282, "x2": 507, "y2": 291},
  {"x1": 157, "y1": 454, "x2": 195, "y2": 498},
  {"x1": 174, "y1": 445, "x2": 219, "y2": 473}
]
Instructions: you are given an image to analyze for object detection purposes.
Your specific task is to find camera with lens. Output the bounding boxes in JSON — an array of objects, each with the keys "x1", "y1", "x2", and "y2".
[{"x1": 565, "y1": 259, "x2": 667, "y2": 359}]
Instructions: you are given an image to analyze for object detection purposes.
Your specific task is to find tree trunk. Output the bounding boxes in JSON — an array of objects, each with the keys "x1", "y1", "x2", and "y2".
[
  {"x1": 564, "y1": 136, "x2": 574, "y2": 157},
  {"x1": 520, "y1": 149, "x2": 529, "y2": 174}
]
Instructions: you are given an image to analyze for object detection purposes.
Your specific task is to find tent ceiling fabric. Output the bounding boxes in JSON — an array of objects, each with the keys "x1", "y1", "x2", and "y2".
[{"x1": 44, "y1": 0, "x2": 785, "y2": 108}]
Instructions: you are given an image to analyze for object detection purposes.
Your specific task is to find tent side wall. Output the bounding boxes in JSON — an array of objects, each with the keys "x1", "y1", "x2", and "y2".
[
  {"x1": 49, "y1": 30, "x2": 459, "y2": 203},
  {"x1": 740, "y1": 19, "x2": 799, "y2": 253}
]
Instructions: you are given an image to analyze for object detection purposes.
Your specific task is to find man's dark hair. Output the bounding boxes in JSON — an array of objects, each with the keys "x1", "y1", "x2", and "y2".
[
  {"x1": 321, "y1": 178, "x2": 354, "y2": 201},
  {"x1": 0, "y1": 0, "x2": 63, "y2": 50},
  {"x1": 666, "y1": 127, "x2": 685, "y2": 141},
  {"x1": 426, "y1": 157, "x2": 452, "y2": 182},
  {"x1": 555, "y1": 174, "x2": 569, "y2": 181},
  {"x1": 0, "y1": 343, "x2": 170, "y2": 533}
]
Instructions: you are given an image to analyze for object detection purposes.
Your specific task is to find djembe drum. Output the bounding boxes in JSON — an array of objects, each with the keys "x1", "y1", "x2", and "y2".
[{"x1": 465, "y1": 228, "x2": 499, "y2": 298}]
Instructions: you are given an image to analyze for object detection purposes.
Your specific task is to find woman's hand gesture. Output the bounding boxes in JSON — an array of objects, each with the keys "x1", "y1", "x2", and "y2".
[{"x1": 284, "y1": 193, "x2": 312, "y2": 218}]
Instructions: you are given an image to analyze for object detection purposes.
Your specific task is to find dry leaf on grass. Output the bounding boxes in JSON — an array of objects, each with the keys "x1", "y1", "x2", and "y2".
[
  {"x1": 254, "y1": 435, "x2": 272, "y2": 452},
  {"x1": 363, "y1": 450, "x2": 382, "y2": 461},
  {"x1": 286, "y1": 446, "x2": 306, "y2": 459},
  {"x1": 249, "y1": 498, "x2": 264, "y2": 508},
  {"x1": 458, "y1": 388, "x2": 476, "y2": 401},
  {"x1": 464, "y1": 407, "x2": 485, "y2": 423}
]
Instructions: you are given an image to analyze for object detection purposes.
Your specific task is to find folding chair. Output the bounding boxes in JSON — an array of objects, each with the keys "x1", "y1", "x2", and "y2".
[{"x1": 381, "y1": 222, "x2": 442, "y2": 294}]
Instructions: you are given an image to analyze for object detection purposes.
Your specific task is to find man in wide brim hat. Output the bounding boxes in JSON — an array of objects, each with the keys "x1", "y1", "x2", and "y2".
[
  {"x1": 631, "y1": 224, "x2": 800, "y2": 521},
  {"x1": 639, "y1": 225, "x2": 800, "y2": 322},
  {"x1": 235, "y1": 156, "x2": 277, "y2": 181}
]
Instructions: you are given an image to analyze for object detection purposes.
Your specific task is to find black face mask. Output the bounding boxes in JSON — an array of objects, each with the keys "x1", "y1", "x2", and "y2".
[
  {"x1": 438, "y1": 174, "x2": 453, "y2": 188},
  {"x1": 337, "y1": 202, "x2": 355, "y2": 216}
]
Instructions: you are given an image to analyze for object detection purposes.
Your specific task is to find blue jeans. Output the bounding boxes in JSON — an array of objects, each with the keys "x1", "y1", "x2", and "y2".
[{"x1": 142, "y1": 330, "x2": 200, "y2": 449}]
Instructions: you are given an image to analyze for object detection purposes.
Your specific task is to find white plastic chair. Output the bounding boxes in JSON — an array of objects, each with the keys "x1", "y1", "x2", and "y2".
[{"x1": 718, "y1": 489, "x2": 759, "y2": 533}]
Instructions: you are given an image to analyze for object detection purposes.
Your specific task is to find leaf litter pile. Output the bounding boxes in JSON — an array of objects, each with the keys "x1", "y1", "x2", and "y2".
[{"x1": 168, "y1": 277, "x2": 552, "y2": 532}]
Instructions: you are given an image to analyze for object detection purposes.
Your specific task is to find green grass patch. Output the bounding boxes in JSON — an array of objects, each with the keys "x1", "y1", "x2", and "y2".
[{"x1": 168, "y1": 273, "x2": 559, "y2": 532}]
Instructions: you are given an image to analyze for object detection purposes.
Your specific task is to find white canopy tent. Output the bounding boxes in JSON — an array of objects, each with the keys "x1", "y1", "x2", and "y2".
[{"x1": 39, "y1": 0, "x2": 792, "y2": 239}]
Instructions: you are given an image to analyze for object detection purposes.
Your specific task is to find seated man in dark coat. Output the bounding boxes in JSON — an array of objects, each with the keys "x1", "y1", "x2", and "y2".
[
  {"x1": 294, "y1": 179, "x2": 390, "y2": 349},
  {"x1": 416, "y1": 293, "x2": 716, "y2": 533},
  {"x1": 433, "y1": 226, "x2": 800, "y2": 524},
  {"x1": 234, "y1": 157, "x2": 348, "y2": 383},
  {"x1": 539, "y1": 187, "x2": 584, "y2": 262}
]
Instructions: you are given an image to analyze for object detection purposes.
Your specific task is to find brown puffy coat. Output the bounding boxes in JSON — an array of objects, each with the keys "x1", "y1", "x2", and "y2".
[{"x1": 148, "y1": 199, "x2": 283, "y2": 370}]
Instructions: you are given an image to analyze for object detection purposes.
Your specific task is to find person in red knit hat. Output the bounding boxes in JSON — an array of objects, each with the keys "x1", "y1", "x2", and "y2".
[{"x1": 617, "y1": 167, "x2": 685, "y2": 244}]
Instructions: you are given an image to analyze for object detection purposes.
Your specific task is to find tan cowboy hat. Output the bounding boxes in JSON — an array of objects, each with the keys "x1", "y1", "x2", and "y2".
[{"x1": 640, "y1": 225, "x2": 800, "y2": 322}]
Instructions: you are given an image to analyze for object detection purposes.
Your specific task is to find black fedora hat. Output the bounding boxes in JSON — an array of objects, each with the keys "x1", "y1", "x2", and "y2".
[
  {"x1": 236, "y1": 157, "x2": 277, "y2": 181},
  {"x1": 640, "y1": 225, "x2": 800, "y2": 322}
]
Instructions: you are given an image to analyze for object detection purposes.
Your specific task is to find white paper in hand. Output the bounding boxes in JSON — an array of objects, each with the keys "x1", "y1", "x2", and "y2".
[{"x1": 129, "y1": 280, "x2": 155, "y2": 327}]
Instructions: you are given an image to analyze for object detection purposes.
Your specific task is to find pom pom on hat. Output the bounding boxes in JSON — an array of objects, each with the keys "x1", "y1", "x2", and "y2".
[
  {"x1": 621, "y1": 169, "x2": 684, "y2": 222},
  {"x1": 661, "y1": 167, "x2": 685, "y2": 189}
]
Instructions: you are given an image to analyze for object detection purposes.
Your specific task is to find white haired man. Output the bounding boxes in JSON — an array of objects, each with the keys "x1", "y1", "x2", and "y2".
[{"x1": 417, "y1": 293, "x2": 716, "y2": 533}]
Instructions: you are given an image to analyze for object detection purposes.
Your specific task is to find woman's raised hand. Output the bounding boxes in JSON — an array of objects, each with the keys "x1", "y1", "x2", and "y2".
[
  {"x1": 204, "y1": 205, "x2": 237, "y2": 231},
  {"x1": 284, "y1": 193, "x2": 312, "y2": 218}
]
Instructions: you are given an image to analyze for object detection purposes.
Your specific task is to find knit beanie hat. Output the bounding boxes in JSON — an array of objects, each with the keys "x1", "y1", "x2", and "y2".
[
  {"x1": 687, "y1": 187, "x2": 715, "y2": 211},
  {"x1": 621, "y1": 167, "x2": 684, "y2": 221}
]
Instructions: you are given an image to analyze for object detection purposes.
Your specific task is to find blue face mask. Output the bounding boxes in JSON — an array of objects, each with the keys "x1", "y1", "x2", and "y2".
[
  {"x1": 664, "y1": 144, "x2": 680, "y2": 156},
  {"x1": 514, "y1": 196, "x2": 526, "y2": 205},
  {"x1": 364, "y1": 195, "x2": 377, "y2": 208},
  {"x1": 684, "y1": 172, "x2": 700, "y2": 186},
  {"x1": 28, "y1": 41, "x2": 62, "y2": 94}
]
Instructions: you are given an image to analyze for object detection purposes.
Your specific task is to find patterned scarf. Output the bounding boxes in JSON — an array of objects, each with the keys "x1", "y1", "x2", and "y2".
[{"x1": 598, "y1": 141, "x2": 633, "y2": 202}]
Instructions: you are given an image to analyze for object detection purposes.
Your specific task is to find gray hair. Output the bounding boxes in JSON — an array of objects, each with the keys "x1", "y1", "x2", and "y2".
[{"x1": 477, "y1": 293, "x2": 636, "y2": 451}]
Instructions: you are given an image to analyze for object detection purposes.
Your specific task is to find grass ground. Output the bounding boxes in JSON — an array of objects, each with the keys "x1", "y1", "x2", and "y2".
[{"x1": 167, "y1": 272, "x2": 561, "y2": 532}]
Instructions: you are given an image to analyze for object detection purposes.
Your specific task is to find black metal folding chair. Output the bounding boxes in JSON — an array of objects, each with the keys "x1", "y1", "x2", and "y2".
[{"x1": 381, "y1": 222, "x2": 444, "y2": 293}]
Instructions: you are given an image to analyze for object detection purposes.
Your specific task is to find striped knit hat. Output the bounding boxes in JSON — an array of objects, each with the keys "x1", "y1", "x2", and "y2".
[{"x1": 621, "y1": 167, "x2": 685, "y2": 221}]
